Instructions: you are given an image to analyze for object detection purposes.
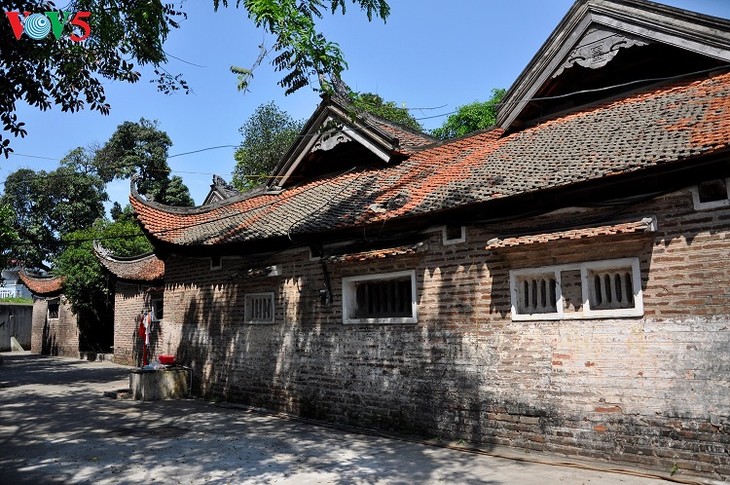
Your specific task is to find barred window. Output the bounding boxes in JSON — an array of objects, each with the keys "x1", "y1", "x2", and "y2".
[
  {"x1": 588, "y1": 269, "x2": 634, "y2": 310},
  {"x1": 244, "y1": 292, "x2": 275, "y2": 324},
  {"x1": 517, "y1": 274, "x2": 558, "y2": 314},
  {"x1": 510, "y1": 258, "x2": 642, "y2": 320},
  {"x1": 342, "y1": 271, "x2": 417, "y2": 324}
]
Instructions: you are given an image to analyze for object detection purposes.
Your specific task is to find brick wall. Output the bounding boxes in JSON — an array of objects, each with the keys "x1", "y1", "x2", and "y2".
[
  {"x1": 30, "y1": 297, "x2": 80, "y2": 358},
  {"x1": 157, "y1": 185, "x2": 730, "y2": 479},
  {"x1": 113, "y1": 282, "x2": 164, "y2": 366}
]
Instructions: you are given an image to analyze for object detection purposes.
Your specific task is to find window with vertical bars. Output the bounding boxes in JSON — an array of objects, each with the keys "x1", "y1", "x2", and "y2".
[
  {"x1": 516, "y1": 274, "x2": 558, "y2": 314},
  {"x1": 510, "y1": 258, "x2": 642, "y2": 320},
  {"x1": 342, "y1": 271, "x2": 417, "y2": 324},
  {"x1": 244, "y1": 292, "x2": 275, "y2": 324},
  {"x1": 588, "y1": 269, "x2": 635, "y2": 310}
]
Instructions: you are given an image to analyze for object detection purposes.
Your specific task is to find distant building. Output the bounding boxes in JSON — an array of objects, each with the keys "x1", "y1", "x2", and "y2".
[{"x1": 0, "y1": 267, "x2": 32, "y2": 299}]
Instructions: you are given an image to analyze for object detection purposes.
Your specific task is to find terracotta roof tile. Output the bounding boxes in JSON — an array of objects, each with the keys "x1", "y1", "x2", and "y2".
[
  {"x1": 485, "y1": 216, "x2": 657, "y2": 250},
  {"x1": 132, "y1": 72, "x2": 730, "y2": 248},
  {"x1": 94, "y1": 243, "x2": 164, "y2": 282},
  {"x1": 18, "y1": 272, "x2": 64, "y2": 296}
]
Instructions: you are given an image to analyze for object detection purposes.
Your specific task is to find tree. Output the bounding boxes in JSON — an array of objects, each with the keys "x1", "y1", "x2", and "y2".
[
  {"x1": 93, "y1": 118, "x2": 194, "y2": 206},
  {"x1": 0, "y1": 203, "x2": 18, "y2": 271},
  {"x1": 232, "y1": 102, "x2": 304, "y2": 191},
  {"x1": 350, "y1": 92, "x2": 421, "y2": 131},
  {"x1": 0, "y1": 0, "x2": 390, "y2": 158},
  {"x1": 53, "y1": 217, "x2": 151, "y2": 323},
  {"x1": 1, "y1": 151, "x2": 107, "y2": 269},
  {"x1": 431, "y1": 88, "x2": 506, "y2": 140}
]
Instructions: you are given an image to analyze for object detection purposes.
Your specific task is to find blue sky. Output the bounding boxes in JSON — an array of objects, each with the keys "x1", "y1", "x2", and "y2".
[{"x1": 3, "y1": 0, "x2": 729, "y2": 208}]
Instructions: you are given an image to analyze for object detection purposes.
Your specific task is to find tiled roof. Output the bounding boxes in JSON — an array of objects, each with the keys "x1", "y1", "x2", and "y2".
[
  {"x1": 18, "y1": 271, "x2": 64, "y2": 296},
  {"x1": 485, "y1": 216, "x2": 657, "y2": 250},
  {"x1": 365, "y1": 116, "x2": 436, "y2": 154},
  {"x1": 94, "y1": 243, "x2": 164, "y2": 282},
  {"x1": 322, "y1": 242, "x2": 428, "y2": 263},
  {"x1": 132, "y1": 72, "x2": 730, "y2": 248}
]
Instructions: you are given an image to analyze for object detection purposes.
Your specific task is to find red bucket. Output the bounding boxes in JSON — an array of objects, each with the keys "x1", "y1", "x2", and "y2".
[{"x1": 158, "y1": 355, "x2": 175, "y2": 365}]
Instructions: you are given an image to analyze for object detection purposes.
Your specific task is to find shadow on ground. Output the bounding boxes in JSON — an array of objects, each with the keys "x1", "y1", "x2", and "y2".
[{"x1": 0, "y1": 353, "x2": 503, "y2": 484}]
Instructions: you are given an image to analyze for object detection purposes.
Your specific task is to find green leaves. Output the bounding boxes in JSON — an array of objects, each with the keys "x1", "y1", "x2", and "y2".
[
  {"x1": 1, "y1": 157, "x2": 107, "y2": 269},
  {"x1": 431, "y1": 88, "x2": 506, "y2": 140},
  {"x1": 230, "y1": 0, "x2": 389, "y2": 95},
  {"x1": 93, "y1": 118, "x2": 194, "y2": 206},
  {"x1": 232, "y1": 101, "x2": 304, "y2": 190},
  {"x1": 0, "y1": 0, "x2": 187, "y2": 158},
  {"x1": 350, "y1": 92, "x2": 422, "y2": 131}
]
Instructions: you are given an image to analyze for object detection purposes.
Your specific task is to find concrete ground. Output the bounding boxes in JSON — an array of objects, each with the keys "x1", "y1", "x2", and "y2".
[{"x1": 0, "y1": 352, "x2": 695, "y2": 484}]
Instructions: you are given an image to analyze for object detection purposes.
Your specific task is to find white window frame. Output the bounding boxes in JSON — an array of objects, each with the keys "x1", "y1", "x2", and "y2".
[
  {"x1": 342, "y1": 270, "x2": 417, "y2": 324},
  {"x1": 691, "y1": 178, "x2": 730, "y2": 210},
  {"x1": 581, "y1": 258, "x2": 643, "y2": 318},
  {"x1": 442, "y1": 225, "x2": 466, "y2": 245},
  {"x1": 510, "y1": 258, "x2": 643, "y2": 321},
  {"x1": 244, "y1": 292, "x2": 275, "y2": 324},
  {"x1": 510, "y1": 267, "x2": 563, "y2": 321}
]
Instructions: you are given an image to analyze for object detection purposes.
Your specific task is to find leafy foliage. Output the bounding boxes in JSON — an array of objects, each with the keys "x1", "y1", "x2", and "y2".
[
  {"x1": 53, "y1": 226, "x2": 107, "y2": 316},
  {"x1": 52, "y1": 218, "x2": 151, "y2": 316},
  {"x1": 350, "y1": 92, "x2": 422, "y2": 131},
  {"x1": 221, "y1": 0, "x2": 390, "y2": 94},
  {"x1": 1, "y1": 152, "x2": 107, "y2": 269},
  {"x1": 232, "y1": 101, "x2": 304, "y2": 190},
  {"x1": 93, "y1": 118, "x2": 194, "y2": 206},
  {"x1": 0, "y1": 0, "x2": 187, "y2": 157},
  {"x1": 1, "y1": 0, "x2": 390, "y2": 156},
  {"x1": 0, "y1": 203, "x2": 18, "y2": 270},
  {"x1": 431, "y1": 88, "x2": 506, "y2": 140}
]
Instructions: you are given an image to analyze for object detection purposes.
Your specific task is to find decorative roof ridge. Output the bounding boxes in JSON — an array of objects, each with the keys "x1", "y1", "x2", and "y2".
[
  {"x1": 129, "y1": 176, "x2": 278, "y2": 214},
  {"x1": 496, "y1": 0, "x2": 730, "y2": 131},
  {"x1": 92, "y1": 241, "x2": 158, "y2": 264}
]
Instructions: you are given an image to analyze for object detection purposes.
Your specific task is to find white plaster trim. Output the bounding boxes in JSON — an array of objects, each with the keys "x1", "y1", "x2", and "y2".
[
  {"x1": 510, "y1": 258, "x2": 643, "y2": 321},
  {"x1": 342, "y1": 270, "x2": 417, "y2": 325},
  {"x1": 580, "y1": 257, "x2": 643, "y2": 318}
]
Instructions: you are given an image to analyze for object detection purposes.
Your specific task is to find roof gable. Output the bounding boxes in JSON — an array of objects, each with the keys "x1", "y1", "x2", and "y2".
[
  {"x1": 267, "y1": 96, "x2": 434, "y2": 189},
  {"x1": 498, "y1": 0, "x2": 730, "y2": 131}
]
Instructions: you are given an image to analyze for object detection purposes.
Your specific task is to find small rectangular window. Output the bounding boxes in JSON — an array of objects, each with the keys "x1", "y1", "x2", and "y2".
[
  {"x1": 691, "y1": 178, "x2": 730, "y2": 210},
  {"x1": 47, "y1": 300, "x2": 59, "y2": 320},
  {"x1": 581, "y1": 258, "x2": 643, "y2": 317},
  {"x1": 342, "y1": 270, "x2": 417, "y2": 324},
  {"x1": 510, "y1": 258, "x2": 642, "y2": 320},
  {"x1": 151, "y1": 297, "x2": 164, "y2": 321},
  {"x1": 510, "y1": 269, "x2": 562, "y2": 320},
  {"x1": 210, "y1": 256, "x2": 222, "y2": 270},
  {"x1": 244, "y1": 292, "x2": 275, "y2": 324},
  {"x1": 442, "y1": 225, "x2": 466, "y2": 245}
]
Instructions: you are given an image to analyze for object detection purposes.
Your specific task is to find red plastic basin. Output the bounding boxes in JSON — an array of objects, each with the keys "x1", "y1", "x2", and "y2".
[{"x1": 158, "y1": 355, "x2": 175, "y2": 365}]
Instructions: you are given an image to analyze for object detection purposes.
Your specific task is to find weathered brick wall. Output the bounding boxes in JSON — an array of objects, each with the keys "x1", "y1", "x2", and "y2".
[
  {"x1": 30, "y1": 297, "x2": 79, "y2": 358},
  {"x1": 159, "y1": 186, "x2": 730, "y2": 479},
  {"x1": 113, "y1": 282, "x2": 165, "y2": 366}
]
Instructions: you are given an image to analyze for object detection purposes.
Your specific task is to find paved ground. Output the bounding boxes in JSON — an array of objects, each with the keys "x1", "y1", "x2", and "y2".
[{"x1": 0, "y1": 352, "x2": 689, "y2": 484}]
